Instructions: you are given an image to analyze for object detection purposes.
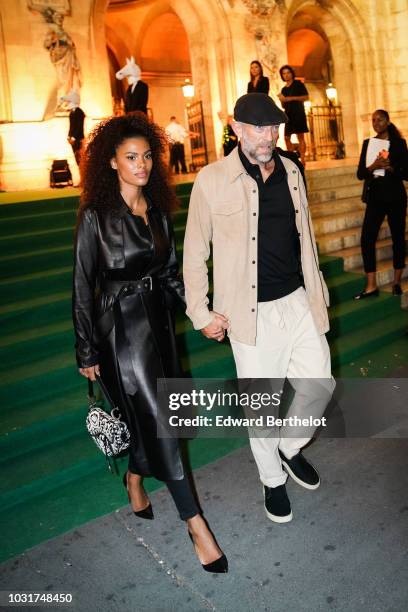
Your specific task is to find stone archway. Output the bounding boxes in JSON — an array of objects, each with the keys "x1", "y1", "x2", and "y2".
[
  {"x1": 286, "y1": 0, "x2": 375, "y2": 156},
  {"x1": 93, "y1": 0, "x2": 237, "y2": 161}
]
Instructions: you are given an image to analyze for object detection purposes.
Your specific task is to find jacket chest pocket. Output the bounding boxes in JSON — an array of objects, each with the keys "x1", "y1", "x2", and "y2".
[{"x1": 211, "y1": 200, "x2": 244, "y2": 247}]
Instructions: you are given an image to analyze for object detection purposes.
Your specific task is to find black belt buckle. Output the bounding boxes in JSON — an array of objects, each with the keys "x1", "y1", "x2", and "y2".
[{"x1": 141, "y1": 276, "x2": 153, "y2": 292}]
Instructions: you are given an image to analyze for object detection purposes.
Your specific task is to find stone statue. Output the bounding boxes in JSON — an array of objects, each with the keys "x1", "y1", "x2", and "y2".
[{"x1": 28, "y1": 1, "x2": 82, "y2": 112}]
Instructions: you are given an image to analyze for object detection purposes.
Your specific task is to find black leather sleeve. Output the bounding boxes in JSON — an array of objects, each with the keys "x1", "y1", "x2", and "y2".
[
  {"x1": 158, "y1": 214, "x2": 186, "y2": 307},
  {"x1": 72, "y1": 209, "x2": 100, "y2": 368}
]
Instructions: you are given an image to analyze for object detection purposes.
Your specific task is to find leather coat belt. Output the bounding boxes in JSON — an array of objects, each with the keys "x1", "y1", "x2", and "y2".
[
  {"x1": 101, "y1": 276, "x2": 156, "y2": 296},
  {"x1": 95, "y1": 276, "x2": 158, "y2": 395}
]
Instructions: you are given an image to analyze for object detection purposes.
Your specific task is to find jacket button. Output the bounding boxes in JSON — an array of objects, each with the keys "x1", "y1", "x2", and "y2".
[
  {"x1": 251, "y1": 308, "x2": 255, "y2": 312},
  {"x1": 252, "y1": 285, "x2": 256, "y2": 289},
  {"x1": 294, "y1": 187, "x2": 298, "y2": 190},
  {"x1": 252, "y1": 189, "x2": 256, "y2": 193},
  {"x1": 252, "y1": 236, "x2": 256, "y2": 241},
  {"x1": 295, "y1": 209, "x2": 299, "y2": 213},
  {"x1": 253, "y1": 212, "x2": 256, "y2": 216},
  {"x1": 252, "y1": 260, "x2": 256, "y2": 264},
  {"x1": 292, "y1": 170, "x2": 297, "y2": 174}
]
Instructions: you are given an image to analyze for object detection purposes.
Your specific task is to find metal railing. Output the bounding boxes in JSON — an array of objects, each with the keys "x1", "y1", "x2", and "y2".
[
  {"x1": 304, "y1": 105, "x2": 345, "y2": 161},
  {"x1": 186, "y1": 101, "x2": 208, "y2": 171}
]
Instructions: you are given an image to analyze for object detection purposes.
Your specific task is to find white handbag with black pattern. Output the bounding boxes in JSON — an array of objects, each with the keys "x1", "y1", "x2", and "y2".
[{"x1": 86, "y1": 379, "x2": 130, "y2": 460}]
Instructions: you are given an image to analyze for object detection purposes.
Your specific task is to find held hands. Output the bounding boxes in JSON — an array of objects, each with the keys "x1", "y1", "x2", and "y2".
[
  {"x1": 79, "y1": 365, "x2": 100, "y2": 381},
  {"x1": 201, "y1": 311, "x2": 229, "y2": 342}
]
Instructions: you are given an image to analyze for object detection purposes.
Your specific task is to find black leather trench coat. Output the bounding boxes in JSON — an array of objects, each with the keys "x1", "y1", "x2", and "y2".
[{"x1": 73, "y1": 197, "x2": 185, "y2": 481}]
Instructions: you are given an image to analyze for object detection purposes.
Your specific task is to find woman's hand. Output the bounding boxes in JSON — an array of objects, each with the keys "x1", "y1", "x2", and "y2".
[
  {"x1": 79, "y1": 365, "x2": 100, "y2": 381},
  {"x1": 368, "y1": 157, "x2": 390, "y2": 172}
]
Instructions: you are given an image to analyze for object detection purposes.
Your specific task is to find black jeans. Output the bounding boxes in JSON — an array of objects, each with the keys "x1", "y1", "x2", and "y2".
[
  {"x1": 166, "y1": 476, "x2": 200, "y2": 521},
  {"x1": 361, "y1": 197, "x2": 406, "y2": 273},
  {"x1": 127, "y1": 470, "x2": 199, "y2": 521},
  {"x1": 170, "y1": 143, "x2": 187, "y2": 173}
]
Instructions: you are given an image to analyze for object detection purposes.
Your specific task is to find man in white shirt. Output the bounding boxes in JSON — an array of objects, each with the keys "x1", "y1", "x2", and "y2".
[{"x1": 165, "y1": 116, "x2": 189, "y2": 174}]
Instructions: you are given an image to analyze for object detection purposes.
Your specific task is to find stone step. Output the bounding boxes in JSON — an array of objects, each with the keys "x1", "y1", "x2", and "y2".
[
  {"x1": 316, "y1": 222, "x2": 392, "y2": 254},
  {"x1": 310, "y1": 196, "x2": 365, "y2": 218},
  {"x1": 308, "y1": 182, "x2": 362, "y2": 204},
  {"x1": 313, "y1": 208, "x2": 365, "y2": 235},
  {"x1": 382, "y1": 277, "x2": 408, "y2": 308},
  {"x1": 329, "y1": 236, "x2": 406, "y2": 270},
  {"x1": 306, "y1": 168, "x2": 358, "y2": 191},
  {"x1": 305, "y1": 162, "x2": 358, "y2": 179},
  {"x1": 354, "y1": 258, "x2": 408, "y2": 290}
]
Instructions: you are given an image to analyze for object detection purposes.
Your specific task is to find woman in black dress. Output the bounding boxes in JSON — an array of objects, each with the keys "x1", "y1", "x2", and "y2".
[
  {"x1": 354, "y1": 109, "x2": 408, "y2": 299},
  {"x1": 278, "y1": 65, "x2": 309, "y2": 166},
  {"x1": 247, "y1": 60, "x2": 270, "y2": 94},
  {"x1": 73, "y1": 113, "x2": 228, "y2": 573}
]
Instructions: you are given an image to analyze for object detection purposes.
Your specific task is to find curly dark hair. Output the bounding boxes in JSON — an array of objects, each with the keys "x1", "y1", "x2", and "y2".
[
  {"x1": 79, "y1": 112, "x2": 177, "y2": 217},
  {"x1": 279, "y1": 65, "x2": 296, "y2": 80}
]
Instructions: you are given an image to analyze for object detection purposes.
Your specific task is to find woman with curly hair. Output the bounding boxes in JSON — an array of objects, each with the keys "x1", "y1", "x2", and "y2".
[{"x1": 73, "y1": 112, "x2": 228, "y2": 573}]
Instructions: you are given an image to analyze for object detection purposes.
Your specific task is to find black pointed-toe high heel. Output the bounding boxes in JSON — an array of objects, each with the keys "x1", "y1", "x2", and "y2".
[
  {"x1": 188, "y1": 531, "x2": 228, "y2": 573},
  {"x1": 123, "y1": 472, "x2": 154, "y2": 520}
]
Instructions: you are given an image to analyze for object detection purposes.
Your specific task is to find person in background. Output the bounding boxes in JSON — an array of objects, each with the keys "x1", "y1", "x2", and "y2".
[
  {"x1": 247, "y1": 60, "x2": 270, "y2": 94},
  {"x1": 73, "y1": 112, "x2": 228, "y2": 574},
  {"x1": 222, "y1": 115, "x2": 238, "y2": 156},
  {"x1": 165, "y1": 116, "x2": 189, "y2": 174},
  {"x1": 115, "y1": 57, "x2": 149, "y2": 115},
  {"x1": 61, "y1": 90, "x2": 85, "y2": 168},
  {"x1": 278, "y1": 65, "x2": 309, "y2": 166},
  {"x1": 354, "y1": 109, "x2": 408, "y2": 299}
]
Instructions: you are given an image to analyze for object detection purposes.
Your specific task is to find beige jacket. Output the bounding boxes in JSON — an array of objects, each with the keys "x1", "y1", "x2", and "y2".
[{"x1": 183, "y1": 147, "x2": 330, "y2": 345}]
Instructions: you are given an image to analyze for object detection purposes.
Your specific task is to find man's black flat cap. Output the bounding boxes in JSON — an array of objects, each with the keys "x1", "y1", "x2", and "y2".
[{"x1": 234, "y1": 93, "x2": 288, "y2": 126}]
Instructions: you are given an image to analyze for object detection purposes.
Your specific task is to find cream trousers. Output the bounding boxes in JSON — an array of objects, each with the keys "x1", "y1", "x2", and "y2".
[{"x1": 230, "y1": 287, "x2": 334, "y2": 488}]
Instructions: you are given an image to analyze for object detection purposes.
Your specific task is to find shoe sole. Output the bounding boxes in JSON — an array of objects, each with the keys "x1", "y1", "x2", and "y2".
[
  {"x1": 280, "y1": 459, "x2": 320, "y2": 491},
  {"x1": 263, "y1": 488, "x2": 293, "y2": 523},
  {"x1": 265, "y1": 507, "x2": 293, "y2": 523}
]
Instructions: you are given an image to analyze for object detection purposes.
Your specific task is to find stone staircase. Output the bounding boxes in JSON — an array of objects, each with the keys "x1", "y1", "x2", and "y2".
[
  {"x1": 1, "y1": 171, "x2": 407, "y2": 563},
  {"x1": 308, "y1": 164, "x2": 408, "y2": 305}
]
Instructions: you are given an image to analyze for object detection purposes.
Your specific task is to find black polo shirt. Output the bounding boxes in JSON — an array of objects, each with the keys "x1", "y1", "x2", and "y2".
[{"x1": 238, "y1": 146, "x2": 302, "y2": 301}]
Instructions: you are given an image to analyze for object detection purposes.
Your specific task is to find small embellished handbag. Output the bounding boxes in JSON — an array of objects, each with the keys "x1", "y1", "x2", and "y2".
[{"x1": 86, "y1": 378, "x2": 130, "y2": 470}]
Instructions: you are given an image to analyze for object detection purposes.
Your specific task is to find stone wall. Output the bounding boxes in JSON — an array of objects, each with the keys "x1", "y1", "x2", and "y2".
[{"x1": 0, "y1": 0, "x2": 407, "y2": 189}]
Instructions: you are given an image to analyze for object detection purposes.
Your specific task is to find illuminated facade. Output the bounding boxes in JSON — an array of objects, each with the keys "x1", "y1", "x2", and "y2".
[{"x1": 0, "y1": 0, "x2": 407, "y2": 190}]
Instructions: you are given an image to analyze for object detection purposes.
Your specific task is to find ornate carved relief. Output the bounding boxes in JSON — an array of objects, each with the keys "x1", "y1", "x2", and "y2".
[
  {"x1": 242, "y1": 0, "x2": 287, "y2": 96},
  {"x1": 241, "y1": 0, "x2": 286, "y2": 15}
]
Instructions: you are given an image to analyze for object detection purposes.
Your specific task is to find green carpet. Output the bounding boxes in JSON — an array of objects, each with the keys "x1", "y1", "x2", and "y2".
[{"x1": 0, "y1": 184, "x2": 407, "y2": 563}]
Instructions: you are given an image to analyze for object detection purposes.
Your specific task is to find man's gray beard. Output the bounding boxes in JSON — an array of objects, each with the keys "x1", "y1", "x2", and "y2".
[
  {"x1": 253, "y1": 152, "x2": 274, "y2": 163},
  {"x1": 245, "y1": 145, "x2": 274, "y2": 164}
]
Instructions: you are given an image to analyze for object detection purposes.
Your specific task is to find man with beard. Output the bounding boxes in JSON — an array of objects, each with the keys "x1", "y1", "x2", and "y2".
[{"x1": 183, "y1": 93, "x2": 334, "y2": 524}]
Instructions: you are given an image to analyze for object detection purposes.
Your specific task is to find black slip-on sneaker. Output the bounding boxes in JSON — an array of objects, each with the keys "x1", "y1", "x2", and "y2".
[{"x1": 279, "y1": 449, "x2": 320, "y2": 490}]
